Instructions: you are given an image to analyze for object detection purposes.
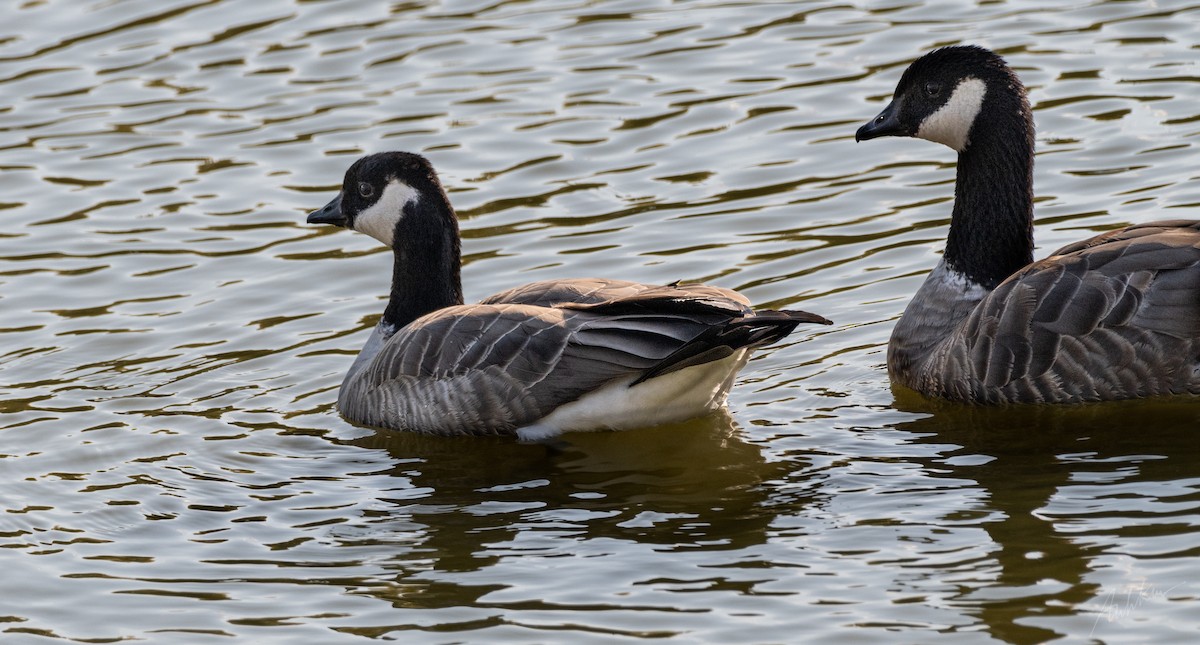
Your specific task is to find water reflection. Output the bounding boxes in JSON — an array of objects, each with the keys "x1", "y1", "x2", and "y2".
[
  {"x1": 321, "y1": 414, "x2": 792, "y2": 630},
  {"x1": 896, "y1": 396, "x2": 1200, "y2": 643},
  {"x1": 5, "y1": 0, "x2": 1200, "y2": 641}
]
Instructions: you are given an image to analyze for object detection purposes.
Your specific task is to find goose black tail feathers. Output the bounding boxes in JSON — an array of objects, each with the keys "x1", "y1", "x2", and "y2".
[{"x1": 631, "y1": 309, "x2": 831, "y2": 386}]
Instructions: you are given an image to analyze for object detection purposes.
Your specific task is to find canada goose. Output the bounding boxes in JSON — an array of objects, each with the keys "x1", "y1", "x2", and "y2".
[
  {"x1": 307, "y1": 151, "x2": 830, "y2": 438},
  {"x1": 855, "y1": 45, "x2": 1200, "y2": 404}
]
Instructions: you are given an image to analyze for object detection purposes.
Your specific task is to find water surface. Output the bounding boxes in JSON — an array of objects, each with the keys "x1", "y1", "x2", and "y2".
[{"x1": 2, "y1": 1, "x2": 1199, "y2": 643}]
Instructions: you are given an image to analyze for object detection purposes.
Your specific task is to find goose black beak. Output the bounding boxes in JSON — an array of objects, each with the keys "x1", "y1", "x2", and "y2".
[
  {"x1": 855, "y1": 99, "x2": 906, "y2": 142},
  {"x1": 307, "y1": 193, "x2": 346, "y2": 227}
]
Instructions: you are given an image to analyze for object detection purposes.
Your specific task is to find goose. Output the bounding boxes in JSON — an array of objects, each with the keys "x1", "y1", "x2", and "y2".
[
  {"x1": 306, "y1": 151, "x2": 831, "y2": 439},
  {"x1": 855, "y1": 45, "x2": 1200, "y2": 404}
]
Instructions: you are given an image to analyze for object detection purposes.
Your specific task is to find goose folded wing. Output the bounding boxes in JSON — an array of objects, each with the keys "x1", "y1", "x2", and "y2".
[
  {"x1": 349, "y1": 301, "x2": 731, "y2": 418},
  {"x1": 480, "y1": 278, "x2": 649, "y2": 308},
  {"x1": 532, "y1": 291, "x2": 827, "y2": 402},
  {"x1": 1041, "y1": 226, "x2": 1200, "y2": 339},
  {"x1": 526, "y1": 309, "x2": 730, "y2": 406},
  {"x1": 351, "y1": 301, "x2": 729, "y2": 425},
  {"x1": 559, "y1": 284, "x2": 752, "y2": 317},
  {"x1": 355, "y1": 304, "x2": 572, "y2": 390},
  {"x1": 480, "y1": 279, "x2": 753, "y2": 311},
  {"x1": 958, "y1": 226, "x2": 1200, "y2": 387}
]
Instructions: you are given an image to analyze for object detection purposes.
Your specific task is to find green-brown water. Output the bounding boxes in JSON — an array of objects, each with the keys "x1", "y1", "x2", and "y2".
[{"x1": 3, "y1": 1, "x2": 1199, "y2": 642}]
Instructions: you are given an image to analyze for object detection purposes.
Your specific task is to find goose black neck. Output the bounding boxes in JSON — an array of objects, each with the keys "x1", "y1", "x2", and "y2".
[
  {"x1": 382, "y1": 198, "x2": 463, "y2": 330},
  {"x1": 944, "y1": 92, "x2": 1035, "y2": 290}
]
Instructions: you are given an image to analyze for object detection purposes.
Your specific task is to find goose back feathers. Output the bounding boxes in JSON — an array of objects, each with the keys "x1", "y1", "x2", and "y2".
[
  {"x1": 307, "y1": 152, "x2": 830, "y2": 437},
  {"x1": 857, "y1": 46, "x2": 1200, "y2": 404},
  {"x1": 897, "y1": 222, "x2": 1200, "y2": 402}
]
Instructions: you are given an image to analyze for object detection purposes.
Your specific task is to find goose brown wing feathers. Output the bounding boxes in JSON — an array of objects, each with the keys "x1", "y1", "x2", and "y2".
[
  {"x1": 480, "y1": 278, "x2": 752, "y2": 310},
  {"x1": 933, "y1": 221, "x2": 1200, "y2": 402},
  {"x1": 339, "y1": 289, "x2": 829, "y2": 434}
]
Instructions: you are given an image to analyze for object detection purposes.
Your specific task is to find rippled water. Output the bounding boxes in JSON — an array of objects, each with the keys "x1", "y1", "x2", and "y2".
[{"x1": 3, "y1": 1, "x2": 1199, "y2": 642}]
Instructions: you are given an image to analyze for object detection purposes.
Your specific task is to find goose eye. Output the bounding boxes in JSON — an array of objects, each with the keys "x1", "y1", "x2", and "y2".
[
  {"x1": 924, "y1": 81, "x2": 942, "y2": 97},
  {"x1": 358, "y1": 182, "x2": 374, "y2": 198}
]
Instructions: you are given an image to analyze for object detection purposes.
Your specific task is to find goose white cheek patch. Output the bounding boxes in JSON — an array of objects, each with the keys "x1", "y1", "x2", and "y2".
[
  {"x1": 353, "y1": 179, "x2": 420, "y2": 247},
  {"x1": 917, "y1": 77, "x2": 986, "y2": 152}
]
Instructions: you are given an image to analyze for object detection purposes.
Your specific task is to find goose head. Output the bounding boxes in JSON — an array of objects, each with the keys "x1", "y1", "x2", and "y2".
[
  {"x1": 307, "y1": 151, "x2": 464, "y2": 329},
  {"x1": 307, "y1": 151, "x2": 449, "y2": 247},
  {"x1": 855, "y1": 45, "x2": 1025, "y2": 153}
]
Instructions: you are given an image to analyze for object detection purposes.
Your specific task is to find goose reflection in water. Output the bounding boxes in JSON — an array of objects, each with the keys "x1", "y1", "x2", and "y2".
[
  {"x1": 321, "y1": 413, "x2": 798, "y2": 613},
  {"x1": 891, "y1": 396, "x2": 1200, "y2": 643}
]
